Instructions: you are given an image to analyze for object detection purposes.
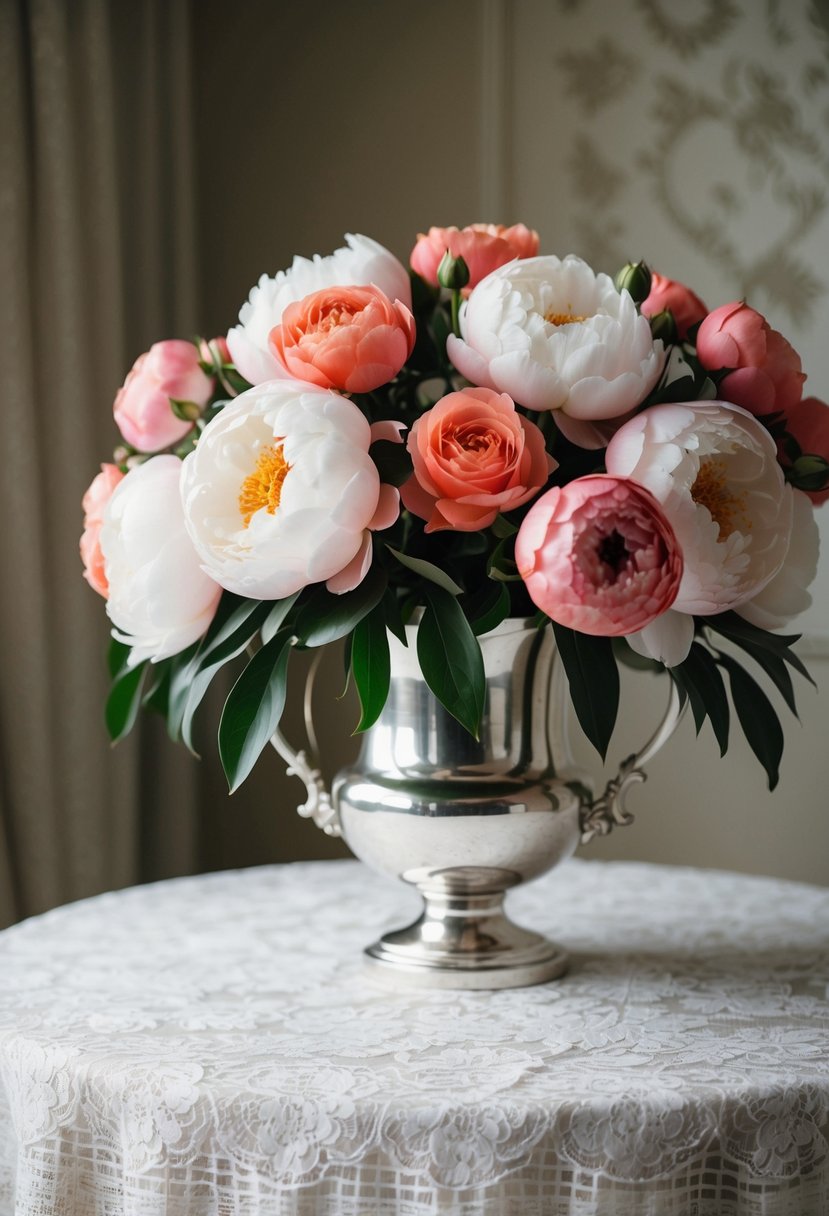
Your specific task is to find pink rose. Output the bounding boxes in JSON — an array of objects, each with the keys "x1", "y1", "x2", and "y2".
[
  {"x1": 410, "y1": 223, "x2": 540, "y2": 293},
  {"x1": 79, "y1": 463, "x2": 125, "y2": 598},
  {"x1": 780, "y1": 396, "x2": 829, "y2": 505},
  {"x1": 401, "y1": 387, "x2": 554, "y2": 532},
  {"x1": 114, "y1": 340, "x2": 214, "y2": 452},
  {"x1": 268, "y1": 285, "x2": 415, "y2": 394},
  {"x1": 696, "y1": 301, "x2": 805, "y2": 416},
  {"x1": 640, "y1": 272, "x2": 707, "y2": 340},
  {"x1": 515, "y1": 474, "x2": 683, "y2": 635}
]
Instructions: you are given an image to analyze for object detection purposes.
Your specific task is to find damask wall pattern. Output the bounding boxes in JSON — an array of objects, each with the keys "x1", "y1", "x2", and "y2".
[{"x1": 508, "y1": 0, "x2": 829, "y2": 629}]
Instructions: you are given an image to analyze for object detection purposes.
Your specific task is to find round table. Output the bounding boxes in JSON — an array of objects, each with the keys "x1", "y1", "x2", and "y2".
[{"x1": 0, "y1": 859, "x2": 827, "y2": 1216}]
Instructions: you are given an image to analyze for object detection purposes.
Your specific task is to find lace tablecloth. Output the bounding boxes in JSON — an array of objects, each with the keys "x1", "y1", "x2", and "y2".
[{"x1": 0, "y1": 859, "x2": 828, "y2": 1216}]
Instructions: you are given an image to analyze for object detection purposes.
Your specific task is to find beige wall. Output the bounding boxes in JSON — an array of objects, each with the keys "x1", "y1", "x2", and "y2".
[{"x1": 192, "y1": 0, "x2": 829, "y2": 885}]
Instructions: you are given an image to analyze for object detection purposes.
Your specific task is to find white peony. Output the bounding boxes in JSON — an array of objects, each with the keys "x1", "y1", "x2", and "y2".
[
  {"x1": 226, "y1": 234, "x2": 413, "y2": 386},
  {"x1": 737, "y1": 489, "x2": 819, "y2": 631},
  {"x1": 446, "y1": 254, "x2": 664, "y2": 420},
  {"x1": 180, "y1": 381, "x2": 397, "y2": 599},
  {"x1": 100, "y1": 456, "x2": 222, "y2": 665},
  {"x1": 606, "y1": 401, "x2": 793, "y2": 618}
]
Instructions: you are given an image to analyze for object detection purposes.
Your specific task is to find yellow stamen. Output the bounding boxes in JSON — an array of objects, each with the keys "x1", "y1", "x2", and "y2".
[
  {"x1": 239, "y1": 443, "x2": 291, "y2": 527},
  {"x1": 544, "y1": 310, "x2": 589, "y2": 326},
  {"x1": 691, "y1": 458, "x2": 749, "y2": 540}
]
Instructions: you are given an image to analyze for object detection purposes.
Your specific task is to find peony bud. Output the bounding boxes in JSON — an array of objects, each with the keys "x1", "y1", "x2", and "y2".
[
  {"x1": 648, "y1": 308, "x2": 678, "y2": 344},
  {"x1": 614, "y1": 261, "x2": 652, "y2": 305},
  {"x1": 789, "y1": 454, "x2": 829, "y2": 494},
  {"x1": 437, "y1": 251, "x2": 470, "y2": 291}
]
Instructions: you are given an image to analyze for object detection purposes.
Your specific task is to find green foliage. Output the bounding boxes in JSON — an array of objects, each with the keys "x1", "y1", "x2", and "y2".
[
  {"x1": 417, "y1": 586, "x2": 485, "y2": 738},
  {"x1": 218, "y1": 628, "x2": 293, "y2": 793},
  {"x1": 350, "y1": 602, "x2": 391, "y2": 733},
  {"x1": 552, "y1": 623, "x2": 620, "y2": 761}
]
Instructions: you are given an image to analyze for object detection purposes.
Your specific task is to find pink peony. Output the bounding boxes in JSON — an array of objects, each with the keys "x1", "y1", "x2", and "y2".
[
  {"x1": 401, "y1": 387, "x2": 554, "y2": 532},
  {"x1": 515, "y1": 475, "x2": 683, "y2": 636},
  {"x1": 779, "y1": 396, "x2": 829, "y2": 506},
  {"x1": 410, "y1": 223, "x2": 540, "y2": 293},
  {"x1": 80, "y1": 463, "x2": 125, "y2": 597},
  {"x1": 640, "y1": 272, "x2": 707, "y2": 340},
  {"x1": 696, "y1": 301, "x2": 805, "y2": 417},
  {"x1": 114, "y1": 340, "x2": 214, "y2": 453},
  {"x1": 198, "y1": 335, "x2": 232, "y2": 366},
  {"x1": 268, "y1": 285, "x2": 415, "y2": 394}
]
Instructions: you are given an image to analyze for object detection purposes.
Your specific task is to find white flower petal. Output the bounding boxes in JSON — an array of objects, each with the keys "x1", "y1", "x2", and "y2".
[{"x1": 626, "y1": 611, "x2": 694, "y2": 668}]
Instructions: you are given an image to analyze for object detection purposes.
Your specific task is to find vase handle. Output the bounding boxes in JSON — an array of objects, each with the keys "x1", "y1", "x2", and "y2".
[
  {"x1": 269, "y1": 650, "x2": 342, "y2": 837},
  {"x1": 578, "y1": 676, "x2": 686, "y2": 845}
]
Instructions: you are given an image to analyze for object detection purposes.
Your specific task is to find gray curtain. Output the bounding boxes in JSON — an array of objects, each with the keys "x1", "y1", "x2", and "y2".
[{"x1": 0, "y1": 0, "x2": 204, "y2": 927}]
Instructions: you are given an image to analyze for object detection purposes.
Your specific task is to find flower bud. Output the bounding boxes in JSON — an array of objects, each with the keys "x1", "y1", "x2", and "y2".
[
  {"x1": 437, "y1": 250, "x2": 470, "y2": 291},
  {"x1": 170, "y1": 398, "x2": 205, "y2": 422},
  {"x1": 648, "y1": 308, "x2": 679, "y2": 345},
  {"x1": 614, "y1": 261, "x2": 652, "y2": 304},
  {"x1": 789, "y1": 453, "x2": 829, "y2": 493}
]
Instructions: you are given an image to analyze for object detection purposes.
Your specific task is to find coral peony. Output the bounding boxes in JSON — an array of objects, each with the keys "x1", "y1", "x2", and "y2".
[
  {"x1": 268, "y1": 285, "x2": 415, "y2": 394},
  {"x1": 410, "y1": 223, "x2": 539, "y2": 293},
  {"x1": 447, "y1": 254, "x2": 664, "y2": 420},
  {"x1": 515, "y1": 474, "x2": 683, "y2": 636},
  {"x1": 79, "y1": 463, "x2": 125, "y2": 598},
  {"x1": 113, "y1": 340, "x2": 213, "y2": 453},
  {"x1": 401, "y1": 387, "x2": 554, "y2": 532},
  {"x1": 226, "y1": 234, "x2": 412, "y2": 386},
  {"x1": 696, "y1": 301, "x2": 805, "y2": 417},
  {"x1": 181, "y1": 381, "x2": 399, "y2": 600},
  {"x1": 100, "y1": 456, "x2": 221, "y2": 664},
  {"x1": 640, "y1": 272, "x2": 707, "y2": 340}
]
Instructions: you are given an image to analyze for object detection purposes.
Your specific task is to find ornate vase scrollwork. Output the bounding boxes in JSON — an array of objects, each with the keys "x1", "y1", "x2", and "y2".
[{"x1": 272, "y1": 619, "x2": 684, "y2": 989}]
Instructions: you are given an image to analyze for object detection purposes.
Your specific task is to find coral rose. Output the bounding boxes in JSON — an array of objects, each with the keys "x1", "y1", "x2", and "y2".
[
  {"x1": 79, "y1": 463, "x2": 125, "y2": 598},
  {"x1": 410, "y1": 223, "x2": 540, "y2": 293},
  {"x1": 268, "y1": 285, "x2": 415, "y2": 394},
  {"x1": 100, "y1": 456, "x2": 222, "y2": 665},
  {"x1": 114, "y1": 340, "x2": 214, "y2": 453},
  {"x1": 401, "y1": 387, "x2": 554, "y2": 532},
  {"x1": 696, "y1": 301, "x2": 805, "y2": 417},
  {"x1": 640, "y1": 272, "x2": 707, "y2": 340},
  {"x1": 515, "y1": 475, "x2": 683, "y2": 636},
  {"x1": 779, "y1": 396, "x2": 829, "y2": 506}
]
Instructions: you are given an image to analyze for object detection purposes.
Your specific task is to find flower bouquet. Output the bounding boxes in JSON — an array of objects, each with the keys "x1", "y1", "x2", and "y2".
[{"x1": 82, "y1": 223, "x2": 827, "y2": 796}]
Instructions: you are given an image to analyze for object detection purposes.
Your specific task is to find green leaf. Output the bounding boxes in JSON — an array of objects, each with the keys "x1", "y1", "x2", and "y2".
[
  {"x1": 672, "y1": 642, "x2": 730, "y2": 756},
  {"x1": 218, "y1": 628, "x2": 293, "y2": 793},
  {"x1": 105, "y1": 660, "x2": 147, "y2": 742},
  {"x1": 387, "y1": 547, "x2": 463, "y2": 596},
  {"x1": 551, "y1": 623, "x2": 619, "y2": 761},
  {"x1": 351, "y1": 603, "x2": 391, "y2": 732},
  {"x1": 174, "y1": 602, "x2": 273, "y2": 750},
  {"x1": 706, "y1": 612, "x2": 815, "y2": 686},
  {"x1": 108, "y1": 638, "x2": 132, "y2": 680},
  {"x1": 464, "y1": 580, "x2": 511, "y2": 637},
  {"x1": 261, "y1": 592, "x2": 300, "y2": 644},
  {"x1": 717, "y1": 652, "x2": 784, "y2": 791},
  {"x1": 142, "y1": 660, "x2": 172, "y2": 717},
  {"x1": 486, "y1": 536, "x2": 522, "y2": 582},
  {"x1": 296, "y1": 565, "x2": 387, "y2": 647},
  {"x1": 491, "y1": 514, "x2": 518, "y2": 539},
  {"x1": 417, "y1": 586, "x2": 485, "y2": 738},
  {"x1": 707, "y1": 630, "x2": 798, "y2": 717},
  {"x1": 195, "y1": 593, "x2": 265, "y2": 663},
  {"x1": 383, "y1": 588, "x2": 409, "y2": 647}
]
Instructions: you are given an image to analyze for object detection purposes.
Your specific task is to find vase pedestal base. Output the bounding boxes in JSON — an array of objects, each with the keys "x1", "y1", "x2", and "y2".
[{"x1": 362, "y1": 881, "x2": 568, "y2": 990}]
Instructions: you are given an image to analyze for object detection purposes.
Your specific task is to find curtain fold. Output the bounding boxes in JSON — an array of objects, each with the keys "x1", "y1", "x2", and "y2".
[{"x1": 0, "y1": 0, "x2": 202, "y2": 927}]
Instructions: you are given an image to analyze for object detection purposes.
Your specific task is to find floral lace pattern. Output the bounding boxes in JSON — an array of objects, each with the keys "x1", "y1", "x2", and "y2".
[{"x1": 0, "y1": 859, "x2": 828, "y2": 1214}]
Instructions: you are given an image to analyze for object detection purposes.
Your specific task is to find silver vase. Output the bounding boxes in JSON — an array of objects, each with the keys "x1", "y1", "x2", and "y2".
[{"x1": 272, "y1": 618, "x2": 683, "y2": 990}]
